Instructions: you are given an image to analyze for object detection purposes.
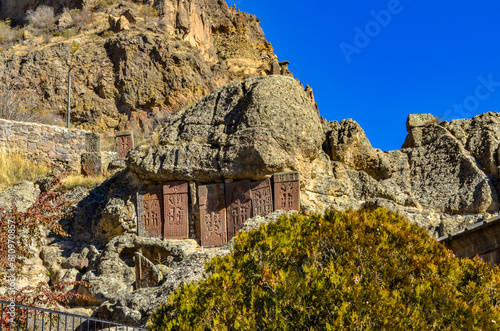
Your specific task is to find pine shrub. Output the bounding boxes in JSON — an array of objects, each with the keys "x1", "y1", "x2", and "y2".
[{"x1": 149, "y1": 209, "x2": 500, "y2": 330}]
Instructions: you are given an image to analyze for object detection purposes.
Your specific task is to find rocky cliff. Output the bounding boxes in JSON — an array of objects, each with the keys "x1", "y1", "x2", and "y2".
[
  {"x1": 5, "y1": 74, "x2": 500, "y2": 326},
  {"x1": 0, "y1": 0, "x2": 290, "y2": 143},
  {"x1": 4, "y1": 0, "x2": 500, "y2": 327},
  {"x1": 35, "y1": 76, "x2": 499, "y2": 326}
]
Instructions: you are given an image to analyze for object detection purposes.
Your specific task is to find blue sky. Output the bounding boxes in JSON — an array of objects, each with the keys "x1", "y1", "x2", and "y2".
[{"x1": 226, "y1": 0, "x2": 500, "y2": 151}]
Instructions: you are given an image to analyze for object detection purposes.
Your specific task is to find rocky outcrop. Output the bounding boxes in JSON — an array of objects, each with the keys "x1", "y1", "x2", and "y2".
[
  {"x1": 322, "y1": 114, "x2": 499, "y2": 215},
  {"x1": 39, "y1": 82, "x2": 500, "y2": 326},
  {"x1": 403, "y1": 123, "x2": 498, "y2": 213},
  {"x1": 0, "y1": 0, "x2": 284, "y2": 141},
  {"x1": 93, "y1": 248, "x2": 226, "y2": 326},
  {"x1": 91, "y1": 210, "x2": 293, "y2": 326},
  {"x1": 128, "y1": 75, "x2": 323, "y2": 182},
  {"x1": 0, "y1": 181, "x2": 39, "y2": 212}
]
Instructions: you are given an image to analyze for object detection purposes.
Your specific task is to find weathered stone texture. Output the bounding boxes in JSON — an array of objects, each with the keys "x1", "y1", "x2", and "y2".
[
  {"x1": 137, "y1": 187, "x2": 163, "y2": 238},
  {"x1": 128, "y1": 75, "x2": 323, "y2": 182},
  {"x1": 135, "y1": 252, "x2": 162, "y2": 289},
  {"x1": 0, "y1": 181, "x2": 39, "y2": 212},
  {"x1": 406, "y1": 113, "x2": 437, "y2": 132},
  {"x1": 81, "y1": 152, "x2": 103, "y2": 177},
  {"x1": 116, "y1": 132, "x2": 134, "y2": 159},
  {"x1": 85, "y1": 132, "x2": 101, "y2": 153},
  {"x1": 0, "y1": 118, "x2": 88, "y2": 170},
  {"x1": 323, "y1": 115, "x2": 499, "y2": 215},
  {"x1": 1, "y1": 0, "x2": 284, "y2": 143},
  {"x1": 273, "y1": 172, "x2": 300, "y2": 212},
  {"x1": 439, "y1": 216, "x2": 500, "y2": 265}
]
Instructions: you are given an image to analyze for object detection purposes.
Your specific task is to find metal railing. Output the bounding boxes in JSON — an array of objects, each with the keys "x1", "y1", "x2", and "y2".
[{"x1": 0, "y1": 300, "x2": 146, "y2": 331}]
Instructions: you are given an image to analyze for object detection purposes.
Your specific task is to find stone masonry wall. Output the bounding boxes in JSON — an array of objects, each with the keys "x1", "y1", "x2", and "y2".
[{"x1": 0, "y1": 118, "x2": 89, "y2": 170}]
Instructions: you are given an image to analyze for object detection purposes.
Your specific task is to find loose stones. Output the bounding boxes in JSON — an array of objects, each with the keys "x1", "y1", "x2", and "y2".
[
  {"x1": 273, "y1": 172, "x2": 300, "y2": 212},
  {"x1": 163, "y1": 181, "x2": 189, "y2": 239},
  {"x1": 198, "y1": 183, "x2": 227, "y2": 246}
]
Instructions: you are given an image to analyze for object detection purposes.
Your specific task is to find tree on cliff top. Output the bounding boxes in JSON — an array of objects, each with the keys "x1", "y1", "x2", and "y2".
[{"x1": 150, "y1": 209, "x2": 500, "y2": 330}]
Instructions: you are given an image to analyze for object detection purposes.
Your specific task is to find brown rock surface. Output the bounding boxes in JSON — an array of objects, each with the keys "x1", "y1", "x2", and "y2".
[
  {"x1": 0, "y1": 0, "x2": 283, "y2": 140},
  {"x1": 128, "y1": 75, "x2": 323, "y2": 182}
]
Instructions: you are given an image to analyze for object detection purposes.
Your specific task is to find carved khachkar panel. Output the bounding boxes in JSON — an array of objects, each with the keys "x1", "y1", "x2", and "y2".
[
  {"x1": 136, "y1": 187, "x2": 163, "y2": 237},
  {"x1": 225, "y1": 180, "x2": 252, "y2": 240},
  {"x1": 80, "y1": 152, "x2": 102, "y2": 177},
  {"x1": 163, "y1": 181, "x2": 189, "y2": 239},
  {"x1": 85, "y1": 132, "x2": 101, "y2": 153},
  {"x1": 250, "y1": 179, "x2": 273, "y2": 217},
  {"x1": 273, "y1": 172, "x2": 300, "y2": 212},
  {"x1": 135, "y1": 252, "x2": 161, "y2": 289},
  {"x1": 116, "y1": 131, "x2": 134, "y2": 158},
  {"x1": 198, "y1": 184, "x2": 227, "y2": 246}
]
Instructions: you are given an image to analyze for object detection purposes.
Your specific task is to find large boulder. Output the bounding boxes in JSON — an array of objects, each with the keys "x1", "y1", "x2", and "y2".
[
  {"x1": 128, "y1": 75, "x2": 323, "y2": 182},
  {"x1": 78, "y1": 234, "x2": 196, "y2": 306},
  {"x1": 463, "y1": 112, "x2": 500, "y2": 178},
  {"x1": 403, "y1": 124, "x2": 498, "y2": 213},
  {"x1": 324, "y1": 115, "x2": 499, "y2": 214},
  {"x1": 0, "y1": 181, "x2": 39, "y2": 212}
]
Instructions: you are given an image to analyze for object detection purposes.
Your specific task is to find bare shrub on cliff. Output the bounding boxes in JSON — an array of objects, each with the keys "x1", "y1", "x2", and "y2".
[
  {"x1": 0, "y1": 20, "x2": 15, "y2": 45},
  {"x1": 0, "y1": 175, "x2": 89, "y2": 327},
  {"x1": 71, "y1": 7, "x2": 94, "y2": 31},
  {"x1": 0, "y1": 63, "x2": 44, "y2": 122},
  {"x1": 26, "y1": 6, "x2": 55, "y2": 29}
]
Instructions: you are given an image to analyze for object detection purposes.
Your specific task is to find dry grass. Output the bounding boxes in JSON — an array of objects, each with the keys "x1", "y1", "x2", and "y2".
[
  {"x1": 60, "y1": 173, "x2": 108, "y2": 190},
  {"x1": 0, "y1": 152, "x2": 52, "y2": 191}
]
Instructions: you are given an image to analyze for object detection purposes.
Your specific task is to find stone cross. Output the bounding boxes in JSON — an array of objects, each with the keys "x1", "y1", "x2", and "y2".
[
  {"x1": 85, "y1": 132, "x2": 101, "y2": 153},
  {"x1": 225, "y1": 180, "x2": 252, "y2": 240},
  {"x1": 198, "y1": 183, "x2": 227, "y2": 246},
  {"x1": 250, "y1": 179, "x2": 273, "y2": 217},
  {"x1": 135, "y1": 252, "x2": 161, "y2": 289},
  {"x1": 163, "y1": 181, "x2": 189, "y2": 239},
  {"x1": 80, "y1": 152, "x2": 102, "y2": 177},
  {"x1": 116, "y1": 131, "x2": 134, "y2": 158},
  {"x1": 136, "y1": 187, "x2": 163, "y2": 238},
  {"x1": 273, "y1": 172, "x2": 300, "y2": 212}
]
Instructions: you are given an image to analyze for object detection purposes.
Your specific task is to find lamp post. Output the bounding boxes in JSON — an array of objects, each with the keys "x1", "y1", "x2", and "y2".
[{"x1": 67, "y1": 39, "x2": 81, "y2": 128}]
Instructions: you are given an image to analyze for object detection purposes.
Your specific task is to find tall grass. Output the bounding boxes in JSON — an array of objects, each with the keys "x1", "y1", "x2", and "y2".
[
  {"x1": 60, "y1": 173, "x2": 108, "y2": 191},
  {"x1": 0, "y1": 152, "x2": 52, "y2": 191}
]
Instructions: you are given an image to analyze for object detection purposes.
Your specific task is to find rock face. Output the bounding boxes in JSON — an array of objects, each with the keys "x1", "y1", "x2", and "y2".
[
  {"x1": 91, "y1": 211, "x2": 293, "y2": 326},
  {"x1": 0, "y1": 181, "x2": 39, "y2": 212},
  {"x1": 0, "y1": 0, "x2": 284, "y2": 140},
  {"x1": 128, "y1": 75, "x2": 322, "y2": 182},
  {"x1": 321, "y1": 116, "x2": 500, "y2": 215},
  {"x1": 8, "y1": 0, "x2": 500, "y2": 327},
  {"x1": 34, "y1": 82, "x2": 500, "y2": 327},
  {"x1": 403, "y1": 124, "x2": 498, "y2": 213}
]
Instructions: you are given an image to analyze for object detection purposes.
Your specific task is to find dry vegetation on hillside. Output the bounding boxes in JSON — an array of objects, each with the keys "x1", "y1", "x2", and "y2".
[{"x1": 0, "y1": 152, "x2": 51, "y2": 190}]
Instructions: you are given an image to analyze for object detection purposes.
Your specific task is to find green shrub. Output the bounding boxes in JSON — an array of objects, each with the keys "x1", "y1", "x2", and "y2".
[{"x1": 149, "y1": 209, "x2": 500, "y2": 330}]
